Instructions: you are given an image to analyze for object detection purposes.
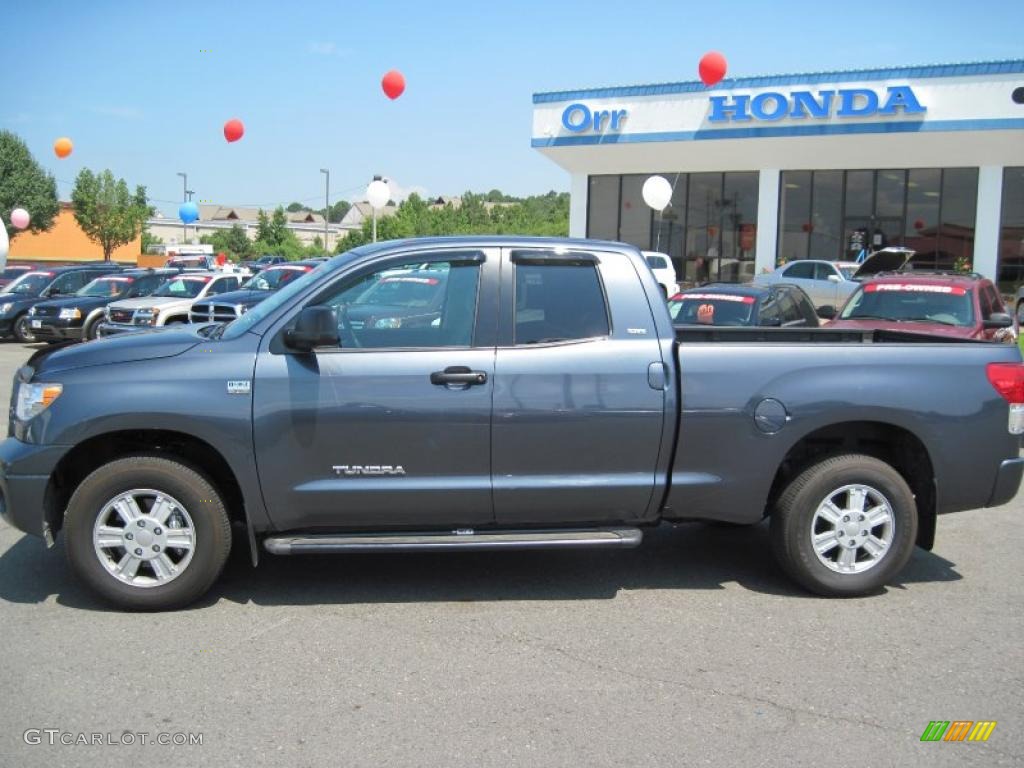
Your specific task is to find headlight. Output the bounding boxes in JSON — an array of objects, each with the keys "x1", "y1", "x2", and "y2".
[
  {"x1": 374, "y1": 317, "x2": 401, "y2": 329},
  {"x1": 235, "y1": 304, "x2": 248, "y2": 315},
  {"x1": 15, "y1": 382, "x2": 63, "y2": 421},
  {"x1": 0, "y1": 303, "x2": 13, "y2": 313},
  {"x1": 26, "y1": 305, "x2": 35, "y2": 316},
  {"x1": 134, "y1": 309, "x2": 156, "y2": 325},
  {"x1": 58, "y1": 308, "x2": 81, "y2": 320}
]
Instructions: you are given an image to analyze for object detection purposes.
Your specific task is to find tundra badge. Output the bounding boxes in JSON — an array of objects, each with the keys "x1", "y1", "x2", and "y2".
[
  {"x1": 333, "y1": 465, "x2": 407, "y2": 476},
  {"x1": 226, "y1": 380, "x2": 251, "y2": 395}
]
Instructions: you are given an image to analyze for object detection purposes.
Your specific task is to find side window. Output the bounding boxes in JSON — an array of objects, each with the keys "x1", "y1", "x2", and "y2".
[
  {"x1": 208, "y1": 277, "x2": 237, "y2": 295},
  {"x1": 814, "y1": 263, "x2": 838, "y2": 281},
  {"x1": 981, "y1": 285, "x2": 1002, "y2": 318},
  {"x1": 132, "y1": 276, "x2": 158, "y2": 295},
  {"x1": 782, "y1": 261, "x2": 815, "y2": 280},
  {"x1": 512, "y1": 256, "x2": 610, "y2": 344},
  {"x1": 759, "y1": 294, "x2": 781, "y2": 326},
  {"x1": 318, "y1": 252, "x2": 483, "y2": 349},
  {"x1": 50, "y1": 272, "x2": 81, "y2": 294},
  {"x1": 776, "y1": 291, "x2": 803, "y2": 325},
  {"x1": 795, "y1": 291, "x2": 819, "y2": 324}
]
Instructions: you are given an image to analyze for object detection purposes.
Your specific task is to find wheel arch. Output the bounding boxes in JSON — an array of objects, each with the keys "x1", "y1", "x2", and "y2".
[
  {"x1": 766, "y1": 420, "x2": 937, "y2": 550},
  {"x1": 44, "y1": 429, "x2": 256, "y2": 562}
]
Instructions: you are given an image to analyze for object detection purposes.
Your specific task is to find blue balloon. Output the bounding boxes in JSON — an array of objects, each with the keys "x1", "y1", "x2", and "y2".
[{"x1": 179, "y1": 202, "x2": 199, "y2": 224}]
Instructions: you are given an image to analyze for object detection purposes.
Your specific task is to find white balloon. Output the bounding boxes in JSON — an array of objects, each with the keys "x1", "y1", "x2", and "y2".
[
  {"x1": 366, "y1": 179, "x2": 390, "y2": 210},
  {"x1": 642, "y1": 175, "x2": 673, "y2": 211},
  {"x1": 0, "y1": 216, "x2": 8, "y2": 271}
]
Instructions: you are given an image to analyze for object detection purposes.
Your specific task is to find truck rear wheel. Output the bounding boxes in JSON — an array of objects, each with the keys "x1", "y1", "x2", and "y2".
[
  {"x1": 64, "y1": 455, "x2": 231, "y2": 610},
  {"x1": 770, "y1": 454, "x2": 917, "y2": 597}
]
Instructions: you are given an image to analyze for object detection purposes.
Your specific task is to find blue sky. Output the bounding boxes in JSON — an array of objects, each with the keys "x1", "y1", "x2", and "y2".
[{"x1": 2, "y1": 0, "x2": 1021, "y2": 215}]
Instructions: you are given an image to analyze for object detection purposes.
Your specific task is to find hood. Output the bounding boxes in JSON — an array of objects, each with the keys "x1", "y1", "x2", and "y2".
[
  {"x1": 29, "y1": 327, "x2": 202, "y2": 376},
  {"x1": 0, "y1": 293, "x2": 40, "y2": 308},
  {"x1": 32, "y1": 295, "x2": 113, "y2": 311},
  {"x1": 827, "y1": 318, "x2": 976, "y2": 338},
  {"x1": 109, "y1": 296, "x2": 189, "y2": 311},
  {"x1": 851, "y1": 248, "x2": 914, "y2": 280},
  {"x1": 191, "y1": 289, "x2": 270, "y2": 308}
]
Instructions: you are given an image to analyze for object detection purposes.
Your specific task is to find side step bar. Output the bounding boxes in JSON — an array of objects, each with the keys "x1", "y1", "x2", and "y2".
[{"x1": 263, "y1": 527, "x2": 643, "y2": 555}]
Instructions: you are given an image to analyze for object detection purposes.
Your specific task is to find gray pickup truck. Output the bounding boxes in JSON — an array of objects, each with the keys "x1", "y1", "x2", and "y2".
[{"x1": 2, "y1": 237, "x2": 1023, "y2": 610}]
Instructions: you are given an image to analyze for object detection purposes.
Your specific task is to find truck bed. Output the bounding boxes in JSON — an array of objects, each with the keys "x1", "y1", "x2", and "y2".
[{"x1": 675, "y1": 326, "x2": 992, "y2": 344}]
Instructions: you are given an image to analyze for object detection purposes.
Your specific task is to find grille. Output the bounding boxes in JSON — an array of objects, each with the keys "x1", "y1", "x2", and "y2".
[
  {"x1": 32, "y1": 305, "x2": 58, "y2": 317},
  {"x1": 109, "y1": 309, "x2": 134, "y2": 324},
  {"x1": 189, "y1": 304, "x2": 239, "y2": 324}
]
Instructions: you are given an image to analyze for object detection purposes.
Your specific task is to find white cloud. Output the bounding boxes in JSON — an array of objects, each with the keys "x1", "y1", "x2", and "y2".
[{"x1": 384, "y1": 179, "x2": 430, "y2": 203}]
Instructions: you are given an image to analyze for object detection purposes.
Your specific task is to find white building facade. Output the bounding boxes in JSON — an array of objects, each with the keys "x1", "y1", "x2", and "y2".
[{"x1": 532, "y1": 60, "x2": 1024, "y2": 292}]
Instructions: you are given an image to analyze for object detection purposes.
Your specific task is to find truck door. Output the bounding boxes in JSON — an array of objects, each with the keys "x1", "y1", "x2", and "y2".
[
  {"x1": 491, "y1": 247, "x2": 667, "y2": 525},
  {"x1": 252, "y1": 248, "x2": 499, "y2": 530}
]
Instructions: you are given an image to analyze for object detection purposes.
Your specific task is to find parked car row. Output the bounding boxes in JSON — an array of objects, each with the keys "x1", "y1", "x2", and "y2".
[{"x1": 0, "y1": 258, "x2": 330, "y2": 345}]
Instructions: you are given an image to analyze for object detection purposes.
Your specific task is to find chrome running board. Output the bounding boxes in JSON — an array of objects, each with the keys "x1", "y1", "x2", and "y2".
[{"x1": 263, "y1": 527, "x2": 643, "y2": 555}]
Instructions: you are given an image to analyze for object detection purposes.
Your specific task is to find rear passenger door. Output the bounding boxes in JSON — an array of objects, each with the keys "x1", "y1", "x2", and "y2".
[{"x1": 491, "y1": 247, "x2": 667, "y2": 525}]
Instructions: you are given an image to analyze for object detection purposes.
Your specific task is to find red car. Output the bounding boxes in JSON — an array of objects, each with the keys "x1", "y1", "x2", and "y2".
[{"x1": 829, "y1": 272, "x2": 1014, "y2": 341}]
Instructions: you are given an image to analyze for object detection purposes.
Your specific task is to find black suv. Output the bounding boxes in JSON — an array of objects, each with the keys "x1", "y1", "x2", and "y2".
[
  {"x1": 28, "y1": 268, "x2": 181, "y2": 342},
  {"x1": 0, "y1": 263, "x2": 126, "y2": 342},
  {"x1": 669, "y1": 283, "x2": 821, "y2": 327}
]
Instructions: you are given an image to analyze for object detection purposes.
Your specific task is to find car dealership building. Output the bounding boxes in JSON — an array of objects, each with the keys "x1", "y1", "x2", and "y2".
[{"x1": 531, "y1": 60, "x2": 1024, "y2": 293}]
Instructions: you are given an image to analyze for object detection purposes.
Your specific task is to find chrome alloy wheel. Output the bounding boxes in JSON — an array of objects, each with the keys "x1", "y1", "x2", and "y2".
[
  {"x1": 810, "y1": 484, "x2": 895, "y2": 574},
  {"x1": 92, "y1": 489, "x2": 195, "y2": 588}
]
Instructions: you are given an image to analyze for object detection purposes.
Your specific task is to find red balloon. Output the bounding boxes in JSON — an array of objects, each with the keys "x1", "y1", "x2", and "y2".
[
  {"x1": 699, "y1": 51, "x2": 728, "y2": 87},
  {"x1": 913, "y1": 218, "x2": 925, "y2": 230},
  {"x1": 223, "y1": 118, "x2": 245, "y2": 143},
  {"x1": 382, "y1": 70, "x2": 406, "y2": 100}
]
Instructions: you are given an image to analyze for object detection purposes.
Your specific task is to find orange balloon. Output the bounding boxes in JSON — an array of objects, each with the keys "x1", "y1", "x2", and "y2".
[{"x1": 54, "y1": 137, "x2": 73, "y2": 159}]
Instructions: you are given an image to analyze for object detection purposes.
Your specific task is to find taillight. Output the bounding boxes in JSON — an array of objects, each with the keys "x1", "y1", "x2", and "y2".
[
  {"x1": 986, "y1": 363, "x2": 1024, "y2": 403},
  {"x1": 987, "y1": 363, "x2": 1024, "y2": 435}
]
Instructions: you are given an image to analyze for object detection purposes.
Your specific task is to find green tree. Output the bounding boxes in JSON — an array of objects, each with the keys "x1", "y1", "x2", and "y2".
[
  {"x1": 71, "y1": 168, "x2": 152, "y2": 260},
  {"x1": 200, "y1": 223, "x2": 252, "y2": 260},
  {"x1": 286, "y1": 202, "x2": 305, "y2": 212},
  {"x1": 321, "y1": 200, "x2": 351, "y2": 223},
  {"x1": 141, "y1": 228, "x2": 162, "y2": 253},
  {"x1": 0, "y1": 130, "x2": 60, "y2": 240}
]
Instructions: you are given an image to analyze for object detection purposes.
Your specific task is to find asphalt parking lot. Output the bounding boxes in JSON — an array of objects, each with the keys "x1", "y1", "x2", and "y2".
[{"x1": 0, "y1": 341, "x2": 1021, "y2": 767}]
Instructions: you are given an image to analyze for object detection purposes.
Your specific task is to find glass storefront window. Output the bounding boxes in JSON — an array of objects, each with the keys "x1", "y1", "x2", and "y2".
[
  {"x1": 778, "y1": 168, "x2": 978, "y2": 268},
  {"x1": 723, "y1": 172, "x2": 758, "y2": 284},
  {"x1": 996, "y1": 167, "x2": 1024, "y2": 298},
  {"x1": 650, "y1": 173, "x2": 687, "y2": 277},
  {"x1": 618, "y1": 174, "x2": 652, "y2": 252},
  {"x1": 778, "y1": 171, "x2": 810, "y2": 264}
]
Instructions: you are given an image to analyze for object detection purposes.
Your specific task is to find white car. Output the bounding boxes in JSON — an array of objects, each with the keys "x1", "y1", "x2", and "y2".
[
  {"x1": 753, "y1": 248, "x2": 912, "y2": 311},
  {"x1": 97, "y1": 272, "x2": 242, "y2": 337},
  {"x1": 642, "y1": 251, "x2": 680, "y2": 297}
]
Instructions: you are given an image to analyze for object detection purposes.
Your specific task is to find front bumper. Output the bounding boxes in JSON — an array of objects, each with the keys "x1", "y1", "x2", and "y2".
[
  {"x1": 0, "y1": 317, "x2": 15, "y2": 337},
  {"x1": 987, "y1": 457, "x2": 1024, "y2": 507},
  {"x1": 0, "y1": 438, "x2": 69, "y2": 540},
  {"x1": 96, "y1": 321, "x2": 152, "y2": 338},
  {"x1": 30, "y1": 319, "x2": 84, "y2": 341}
]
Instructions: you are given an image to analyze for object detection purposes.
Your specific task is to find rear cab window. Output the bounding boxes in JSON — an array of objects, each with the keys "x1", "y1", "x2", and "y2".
[{"x1": 510, "y1": 250, "x2": 610, "y2": 344}]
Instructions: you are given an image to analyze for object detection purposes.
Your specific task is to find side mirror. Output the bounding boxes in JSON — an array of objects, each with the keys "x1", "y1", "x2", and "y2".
[
  {"x1": 818, "y1": 305, "x2": 837, "y2": 320},
  {"x1": 984, "y1": 312, "x2": 1013, "y2": 330},
  {"x1": 827, "y1": 274, "x2": 841, "y2": 283},
  {"x1": 285, "y1": 306, "x2": 339, "y2": 352}
]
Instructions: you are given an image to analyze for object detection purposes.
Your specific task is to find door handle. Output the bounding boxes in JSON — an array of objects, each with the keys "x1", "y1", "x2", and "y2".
[{"x1": 430, "y1": 366, "x2": 488, "y2": 386}]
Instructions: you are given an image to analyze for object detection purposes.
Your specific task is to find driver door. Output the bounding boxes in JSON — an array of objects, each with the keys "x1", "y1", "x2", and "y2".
[{"x1": 252, "y1": 248, "x2": 499, "y2": 531}]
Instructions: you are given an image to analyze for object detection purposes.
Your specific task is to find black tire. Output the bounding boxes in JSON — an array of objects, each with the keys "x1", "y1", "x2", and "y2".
[
  {"x1": 83, "y1": 315, "x2": 101, "y2": 341},
  {"x1": 770, "y1": 454, "x2": 917, "y2": 597},
  {"x1": 64, "y1": 455, "x2": 232, "y2": 610},
  {"x1": 13, "y1": 314, "x2": 35, "y2": 343}
]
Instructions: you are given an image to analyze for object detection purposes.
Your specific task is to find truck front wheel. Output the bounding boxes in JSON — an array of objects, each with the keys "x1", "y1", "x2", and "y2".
[
  {"x1": 770, "y1": 454, "x2": 917, "y2": 597},
  {"x1": 64, "y1": 456, "x2": 232, "y2": 610}
]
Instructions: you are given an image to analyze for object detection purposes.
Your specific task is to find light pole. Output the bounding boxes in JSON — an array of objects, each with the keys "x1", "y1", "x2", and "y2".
[
  {"x1": 366, "y1": 176, "x2": 390, "y2": 243},
  {"x1": 320, "y1": 168, "x2": 330, "y2": 252},
  {"x1": 176, "y1": 172, "x2": 187, "y2": 245}
]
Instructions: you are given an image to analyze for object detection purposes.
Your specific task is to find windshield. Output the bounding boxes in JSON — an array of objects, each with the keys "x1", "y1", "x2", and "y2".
[
  {"x1": 152, "y1": 277, "x2": 209, "y2": 298},
  {"x1": 354, "y1": 275, "x2": 443, "y2": 307},
  {"x1": 243, "y1": 266, "x2": 310, "y2": 291},
  {"x1": 645, "y1": 255, "x2": 669, "y2": 270},
  {"x1": 4, "y1": 271, "x2": 53, "y2": 295},
  {"x1": 220, "y1": 258, "x2": 333, "y2": 339},
  {"x1": 669, "y1": 293, "x2": 756, "y2": 326},
  {"x1": 840, "y1": 283, "x2": 975, "y2": 326},
  {"x1": 78, "y1": 276, "x2": 133, "y2": 297}
]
